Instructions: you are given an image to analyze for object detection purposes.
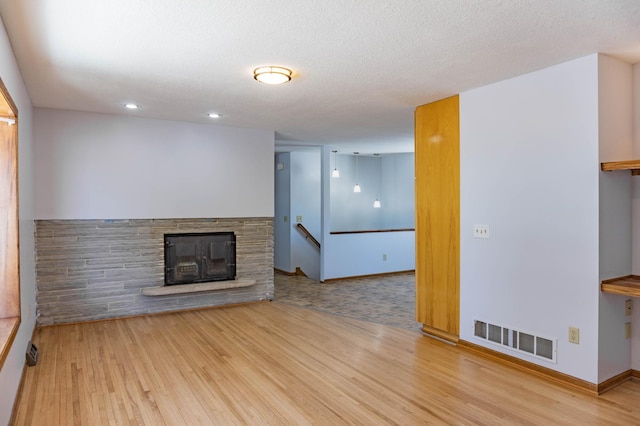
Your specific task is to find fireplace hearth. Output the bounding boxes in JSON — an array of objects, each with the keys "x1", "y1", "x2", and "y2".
[{"x1": 164, "y1": 232, "x2": 236, "y2": 285}]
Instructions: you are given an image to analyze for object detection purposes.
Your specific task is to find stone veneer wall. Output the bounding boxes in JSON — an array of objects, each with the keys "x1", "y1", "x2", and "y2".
[{"x1": 35, "y1": 218, "x2": 274, "y2": 325}]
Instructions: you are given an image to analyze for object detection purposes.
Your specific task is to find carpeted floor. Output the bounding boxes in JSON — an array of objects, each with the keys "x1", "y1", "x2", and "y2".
[{"x1": 274, "y1": 271, "x2": 421, "y2": 331}]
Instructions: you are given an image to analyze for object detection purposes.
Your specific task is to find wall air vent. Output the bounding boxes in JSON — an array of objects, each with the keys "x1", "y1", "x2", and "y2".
[{"x1": 473, "y1": 319, "x2": 556, "y2": 363}]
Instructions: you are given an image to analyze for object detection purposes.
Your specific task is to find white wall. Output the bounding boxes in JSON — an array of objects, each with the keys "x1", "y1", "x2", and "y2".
[
  {"x1": 597, "y1": 55, "x2": 633, "y2": 382},
  {"x1": 34, "y1": 108, "x2": 274, "y2": 219},
  {"x1": 0, "y1": 18, "x2": 37, "y2": 426},
  {"x1": 323, "y1": 231, "x2": 415, "y2": 280},
  {"x1": 460, "y1": 55, "x2": 600, "y2": 382},
  {"x1": 274, "y1": 152, "x2": 291, "y2": 272}
]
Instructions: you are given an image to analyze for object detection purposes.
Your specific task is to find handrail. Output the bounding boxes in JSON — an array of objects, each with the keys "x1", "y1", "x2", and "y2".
[
  {"x1": 296, "y1": 223, "x2": 320, "y2": 249},
  {"x1": 330, "y1": 228, "x2": 414, "y2": 235}
]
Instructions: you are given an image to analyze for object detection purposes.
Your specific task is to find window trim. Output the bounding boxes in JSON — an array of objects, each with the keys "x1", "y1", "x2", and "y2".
[{"x1": 0, "y1": 77, "x2": 21, "y2": 370}]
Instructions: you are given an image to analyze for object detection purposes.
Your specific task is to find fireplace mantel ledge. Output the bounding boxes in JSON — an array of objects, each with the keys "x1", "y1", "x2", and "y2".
[{"x1": 141, "y1": 279, "x2": 255, "y2": 296}]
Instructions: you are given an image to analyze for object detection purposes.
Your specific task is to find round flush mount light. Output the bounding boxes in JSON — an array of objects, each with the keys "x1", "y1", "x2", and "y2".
[
  {"x1": 253, "y1": 66, "x2": 292, "y2": 84},
  {"x1": 208, "y1": 113, "x2": 222, "y2": 118},
  {"x1": 124, "y1": 103, "x2": 139, "y2": 109}
]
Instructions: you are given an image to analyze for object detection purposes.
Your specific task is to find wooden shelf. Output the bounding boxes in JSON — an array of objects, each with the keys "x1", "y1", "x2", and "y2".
[
  {"x1": 601, "y1": 275, "x2": 640, "y2": 298},
  {"x1": 142, "y1": 279, "x2": 255, "y2": 296},
  {"x1": 601, "y1": 160, "x2": 640, "y2": 175}
]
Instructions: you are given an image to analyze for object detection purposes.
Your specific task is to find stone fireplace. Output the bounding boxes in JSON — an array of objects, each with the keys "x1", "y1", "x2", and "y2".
[{"x1": 34, "y1": 218, "x2": 273, "y2": 326}]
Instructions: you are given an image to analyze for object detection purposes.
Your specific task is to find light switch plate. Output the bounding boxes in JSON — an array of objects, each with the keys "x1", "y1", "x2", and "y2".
[{"x1": 473, "y1": 224, "x2": 490, "y2": 238}]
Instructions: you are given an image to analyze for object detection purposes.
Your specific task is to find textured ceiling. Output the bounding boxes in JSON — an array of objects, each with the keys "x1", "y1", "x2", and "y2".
[{"x1": 1, "y1": 0, "x2": 640, "y2": 154}]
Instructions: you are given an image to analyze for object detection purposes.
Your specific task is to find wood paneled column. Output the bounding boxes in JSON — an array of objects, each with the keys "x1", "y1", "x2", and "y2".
[{"x1": 414, "y1": 95, "x2": 460, "y2": 342}]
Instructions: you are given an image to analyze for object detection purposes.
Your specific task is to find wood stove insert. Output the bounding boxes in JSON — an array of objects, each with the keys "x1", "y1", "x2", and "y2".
[{"x1": 164, "y1": 232, "x2": 236, "y2": 285}]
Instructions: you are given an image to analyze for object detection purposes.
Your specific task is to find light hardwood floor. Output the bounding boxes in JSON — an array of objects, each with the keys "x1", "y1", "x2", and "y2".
[{"x1": 12, "y1": 302, "x2": 640, "y2": 425}]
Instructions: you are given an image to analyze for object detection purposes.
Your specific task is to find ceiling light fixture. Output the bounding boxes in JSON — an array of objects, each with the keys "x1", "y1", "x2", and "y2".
[
  {"x1": 208, "y1": 113, "x2": 222, "y2": 118},
  {"x1": 124, "y1": 103, "x2": 139, "y2": 109},
  {"x1": 331, "y1": 150, "x2": 340, "y2": 178},
  {"x1": 353, "y1": 152, "x2": 361, "y2": 193},
  {"x1": 253, "y1": 66, "x2": 292, "y2": 84}
]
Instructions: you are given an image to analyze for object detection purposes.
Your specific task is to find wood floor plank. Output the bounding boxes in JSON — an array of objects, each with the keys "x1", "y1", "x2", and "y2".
[{"x1": 11, "y1": 302, "x2": 640, "y2": 425}]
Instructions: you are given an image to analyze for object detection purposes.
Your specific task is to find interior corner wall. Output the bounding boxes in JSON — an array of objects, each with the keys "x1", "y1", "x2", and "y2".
[
  {"x1": 290, "y1": 150, "x2": 321, "y2": 280},
  {"x1": 459, "y1": 55, "x2": 600, "y2": 383},
  {"x1": 320, "y1": 146, "x2": 331, "y2": 282},
  {"x1": 322, "y1": 149, "x2": 415, "y2": 280},
  {"x1": 274, "y1": 150, "x2": 322, "y2": 278},
  {"x1": 0, "y1": 17, "x2": 37, "y2": 426},
  {"x1": 274, "y1": 152, "x2": 292, "y2": 272},
  {"x1": 33, "y1": 108, "x2": 275, "y2": 220},
  {"x1": 330, "y1": 153, "x2": 414, "y2": 232},
  {"x1": 632, "y1": 62, "x2": 640, "y2": 371},
  {"x1": 597, "y1": 54, "x2": 633, "y2": 382},
  {"x1": 380, "y1": 153, "x2": 415, "y2": 229},
  {"x1": 633, "y1": 296, "x2": 640, "y2": 371},
  {"x1": 330, "y1": 155, "x2": 383, "y2": 231}
]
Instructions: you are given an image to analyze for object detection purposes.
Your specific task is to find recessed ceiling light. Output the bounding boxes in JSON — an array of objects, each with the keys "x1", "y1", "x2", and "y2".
[
  {"x1": 208, "y1": 113, "x2": 222, "y2": 118},
  {"x1": 124, "y1": 103, "x2": 139, "y2": 109},
  {"x1": 253, "y1": 66, "x2": 292, "y2": 84}
]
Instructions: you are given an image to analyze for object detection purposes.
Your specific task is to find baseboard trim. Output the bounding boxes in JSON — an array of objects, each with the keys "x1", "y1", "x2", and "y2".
[
  {"x1": 274, "y1": 267, "x2": 309, "y2": 277},
  {"x1": 458, "y1": 340, "x2": 598, "y2": 395},
  {"x1": 421, "y1": 325, "x2": 459, "y2": 344},
  {"x1": 323, "y1": 270, "x2": 414, "y2": 283},
  {"x1": 275, "y1": 268, "x2": 415, "y2": 282},
  {"x1": 633, "y1": 369, "x2": 640, "y2": 380},
  {"x1": 598, "y1": 370, "x2": 634, "y2": 394},
  {"x1": 274, "y1": 268, "x2": 297, "y2": 276}
]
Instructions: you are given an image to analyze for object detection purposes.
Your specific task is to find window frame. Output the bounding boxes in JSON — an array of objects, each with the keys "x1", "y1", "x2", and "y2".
[{"x1": 0, "y1": 77, "x2": 21, "y2": 369}]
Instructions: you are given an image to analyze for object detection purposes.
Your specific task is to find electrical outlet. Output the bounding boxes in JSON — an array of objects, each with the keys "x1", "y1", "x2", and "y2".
[
  {"x1": 296, "y1": 215, "x2": 303, "y2": 223},
  {"x1": 473, "y1": 224, "x2": 490, "y2": 239},
  {"x1": 569, "y1": 326, "x2": 580, "y2": 344},
  {"x1": 383, "y1": 254, "x2": 387, "y2": 261},
  {"x1": 625, "y1": 323, "x2": 632, "y2": 339},
  {"x1": 283, "y1": 216, "x2": 288, "y2": 223},
  {"x1": 625, "y1": 299, "x2": 632, "y2": 316}
]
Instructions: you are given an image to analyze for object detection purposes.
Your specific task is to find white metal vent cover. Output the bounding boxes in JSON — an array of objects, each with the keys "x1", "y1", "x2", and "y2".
[{"x1": 473, "y1": 319, "x2": 557, "y2": 363}]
